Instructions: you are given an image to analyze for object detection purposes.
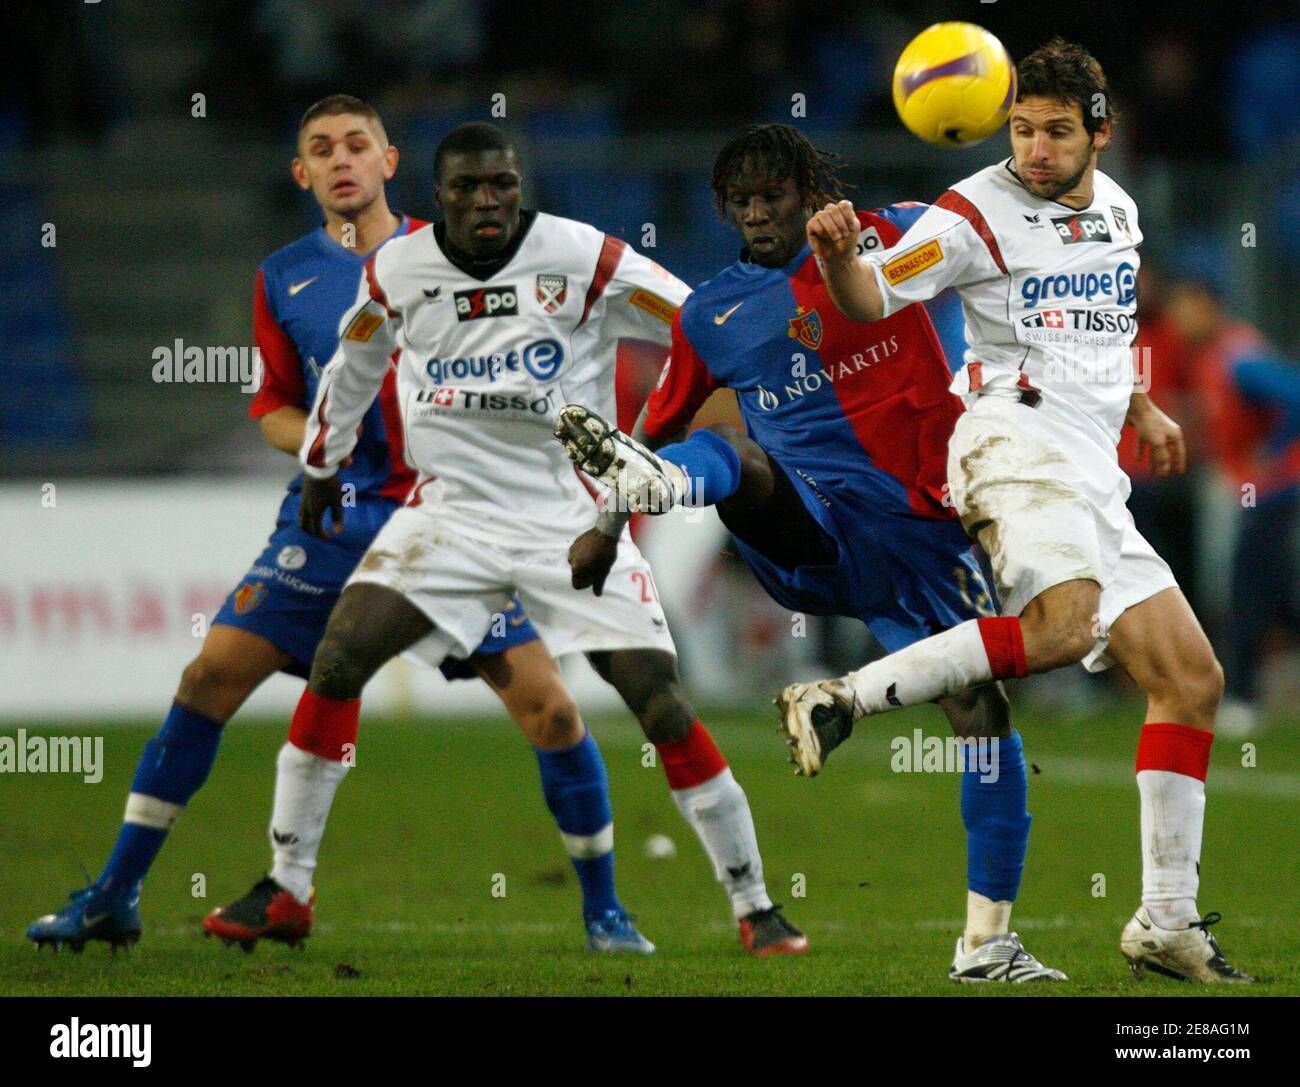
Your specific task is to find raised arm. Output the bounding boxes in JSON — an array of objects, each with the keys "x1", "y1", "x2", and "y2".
[{"x1": 807, "y1": 200, "x2": 885, "y2": 323}]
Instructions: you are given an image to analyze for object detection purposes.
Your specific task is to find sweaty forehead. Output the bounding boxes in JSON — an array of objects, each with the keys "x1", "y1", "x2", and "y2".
[{"x1": 439, "y1": 148, "x2": 520, "y2": 183}]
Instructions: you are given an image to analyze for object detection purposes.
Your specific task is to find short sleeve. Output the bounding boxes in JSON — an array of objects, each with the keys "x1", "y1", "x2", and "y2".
[
  {"x1": 865, "y1": 192, "x2": 1005, "y2": 318},
  {"x1": 249, "y1": 267, "x2": 305, "y2": 418},
  {"x1": 642, "y1": 309, "x2": 719, "y2": 440},
  {"x1": 589, "y1": 238, "x2": 691, "y2": 349}
]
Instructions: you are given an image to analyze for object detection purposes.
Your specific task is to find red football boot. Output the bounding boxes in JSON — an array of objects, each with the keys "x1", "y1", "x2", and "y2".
[
  {"x1": 203, "y1": 876, "x2": 314, "y2": 951},
  {"x1": 739, "y1": 905, "x2": 809, "y2": 957}
]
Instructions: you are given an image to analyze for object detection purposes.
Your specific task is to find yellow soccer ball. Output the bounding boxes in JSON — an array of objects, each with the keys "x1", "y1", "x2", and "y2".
[{"x1": 892, "y1": 22, "x2": 1016, "y2": 147}]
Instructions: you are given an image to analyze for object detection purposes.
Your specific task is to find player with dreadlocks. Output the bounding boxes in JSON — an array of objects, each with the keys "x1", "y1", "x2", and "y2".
[{"x1": 554, "y1": 123, "x2": 1067, "y2": 982}]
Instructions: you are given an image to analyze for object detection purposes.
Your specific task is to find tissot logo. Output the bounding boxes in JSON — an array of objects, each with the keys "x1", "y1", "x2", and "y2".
[
  {"x1": 1052, "y1": 212, "x2": 1112, "y2": 244},
  {"x1": 454, "y1": 285, "x2": 518, "y2": 320}
]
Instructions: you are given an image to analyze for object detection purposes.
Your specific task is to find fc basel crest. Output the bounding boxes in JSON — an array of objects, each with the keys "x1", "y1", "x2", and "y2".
[
  {"x1": 787, "y1": 306, "x2": 823, "y2": 350},
  {"x1": 233, "y1": 581, "x2": 267, "y2": 614},
  {"x1": 536, "y1": 273, "x2": 568, "y2": 314}
]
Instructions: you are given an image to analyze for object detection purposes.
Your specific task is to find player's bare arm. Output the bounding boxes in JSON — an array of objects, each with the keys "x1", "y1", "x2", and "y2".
[
  {"x1": 807, "y1": 200, "x2": 884, "y2": 323},
  {"x1": 1126, "y1": 389, "x2": 1187, "y2": 478},
  {"x1": 258, "y1": 405, "x2": 307, "y2": 455}
]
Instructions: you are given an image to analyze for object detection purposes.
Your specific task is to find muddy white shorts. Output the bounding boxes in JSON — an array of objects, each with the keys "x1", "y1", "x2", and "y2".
[
  {"x1": 344, "y1": 502, "x2": 676, "y2": 666},
  {"x1": 947, "y1": 396, "x2": 1176, "y2": 671}
]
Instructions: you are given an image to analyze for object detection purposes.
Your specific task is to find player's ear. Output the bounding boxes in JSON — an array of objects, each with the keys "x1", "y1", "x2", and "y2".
[
  {"x1": 382, "y1": 143, "x2": 399, "y2": 180},
  {"x1": 1092, "y1": 119, "x2": 1112, "y2": 152},
  {"x1": 290, "y1": 157, "x2": 311, "y2": 192}
]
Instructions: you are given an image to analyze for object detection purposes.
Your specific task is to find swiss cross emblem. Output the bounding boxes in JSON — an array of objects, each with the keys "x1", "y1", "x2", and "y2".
[
  {"x1": 787, "y1": 306, "x2": 823, "y2": 350},
  {"x1": 1044, "y1": 310, "x2": 1065, "y2": 328},
  {"x1": 535, "y1": 274, "x2": 568, "y2": 313},
  {"x1": 433, "y1": 387, "x2": 455, "y2": 406}
]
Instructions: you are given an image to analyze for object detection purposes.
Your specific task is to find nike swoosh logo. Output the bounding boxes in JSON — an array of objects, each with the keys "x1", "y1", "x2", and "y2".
[
  {"x1": 83, "y1": 912, "x2": 109, "y2": 928},
  {"x1": 288, "y1": 276, "x2": 319, "y2": 296},
  {"x1": 713, "y1": 302, "x2": 743, "y2": 325}
]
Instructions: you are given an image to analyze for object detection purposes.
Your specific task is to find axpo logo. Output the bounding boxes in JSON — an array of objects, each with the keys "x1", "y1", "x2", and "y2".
[
  {"x1": 424, "y1": 338, "x2": 564, "y2": 384},
  {"x1": 1020, "y1": 260, "x2": 1136, "y2": 309}
]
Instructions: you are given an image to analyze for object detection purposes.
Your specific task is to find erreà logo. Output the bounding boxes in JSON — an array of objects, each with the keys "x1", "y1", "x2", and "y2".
[
  {"x1": 1051, "y1": 212, "x2": 1111, "y2": 244},
  {"x1": 455, "y1": 285, "x2": 518, "y2": 320}
]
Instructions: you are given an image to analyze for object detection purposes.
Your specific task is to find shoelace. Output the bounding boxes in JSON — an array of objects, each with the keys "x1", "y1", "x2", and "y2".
[{"x1": 1189, "y1": 911, "x2": 1222, "y2": 934}]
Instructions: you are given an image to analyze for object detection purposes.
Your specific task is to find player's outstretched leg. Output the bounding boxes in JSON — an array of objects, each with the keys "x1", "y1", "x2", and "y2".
[
  {"x1": 204, "y1": 583, "x2": 431, "y2": 951},
  {"x1": 28, "y1": 626, "x2": 291, "y2": 952},
  {"x1": 588, "y1": 648, "x2": 807, "y2": 957},
  {"x1": 473, "y1": 640, "x2": 653, "y2": 953},
  {"x1": 1107, "y1": 588, "x2": 1252, "y2": 983},
  {"x1": 939, "y1": 685, "x2": 1065, "y2": 983},
  {"x1": 776, "y1": 580, "x2": 1099, "y2": 774},
  {"x1": 555, "y1": 405, "x2": 699, "y2": 514}
]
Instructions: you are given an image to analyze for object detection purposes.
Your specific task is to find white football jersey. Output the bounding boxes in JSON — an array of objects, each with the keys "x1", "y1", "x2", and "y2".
[
  {"x1": 301, "y1": 212, "x2": 689, "y2": 544},
  {"x1": 864, "y1": 159, "x2": 1142, "y2": 448}
]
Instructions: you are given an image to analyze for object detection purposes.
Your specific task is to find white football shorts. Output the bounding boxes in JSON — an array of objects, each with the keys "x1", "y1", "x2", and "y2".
[
  {"x1": 344, "y1": 502, "x2": 676, "y2": 666},
  {"x1": 947, "y1": 395, "x2": 1176, "y2": 671}
]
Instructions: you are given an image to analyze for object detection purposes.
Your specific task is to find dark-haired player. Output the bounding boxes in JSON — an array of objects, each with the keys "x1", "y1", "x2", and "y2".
[
  {"x1": 29, "y1": 97, "x2": 651, "y2": 957},
  {"x1": 212, "y1": 122, "x2": 807, "y2": 957},
  {"x1": 557, "y1": 123, "x2": 1064, "y2": 982},
  {"x1": 794, "y1": 39, "x2": 1250, "y2": 982}
]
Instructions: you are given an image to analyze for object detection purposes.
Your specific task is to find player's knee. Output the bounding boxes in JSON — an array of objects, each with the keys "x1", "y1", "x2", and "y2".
[
  {"x1": 308, "y1": 638, "x2": 367, "y2": 701},
  {"x1": 178, "y1": 652, "x2": 233, "y2": 704},
  {"x1": 637, "y1": 685, "x2": 695, "y2": 744},
  {"x1": 518, "y1": 688, "x2": 582, "y2": 748},
  {"x1": 1168, "y1": 654, "x2": 1225, "y2": 728},
  {"x1": 1025, "y1": 613, "x2": 1095, "y2": 670},
  {"x1": 943, "y1": 684, "x2": 1010, "y2": 739}
]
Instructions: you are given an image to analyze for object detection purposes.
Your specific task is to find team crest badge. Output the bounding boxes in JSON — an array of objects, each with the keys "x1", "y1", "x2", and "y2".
[
  {"x1": 233, "y1": 581, "x2": 267, "y2": 614},
  {"x1": 1111, "y1": 206, "x2": 1131, "y2": 240},
  {"x1": 787, "y1": 307, "x2": 823, "y2": 350},
  {"x1": 535, "y1": 274, "x2": 568, "y2": 314}
]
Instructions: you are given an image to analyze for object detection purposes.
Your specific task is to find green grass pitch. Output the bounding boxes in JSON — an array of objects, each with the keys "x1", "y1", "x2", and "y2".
[{"x1": 3, "y1": 702, "x2": 1297, "y2": 995}]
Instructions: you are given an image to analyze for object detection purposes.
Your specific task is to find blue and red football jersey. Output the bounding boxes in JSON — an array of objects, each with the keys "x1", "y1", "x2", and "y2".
[
  {"x1": 645, "y1": 206, "x2": 962, "y2": 522},
  {"x1": 251, "y1": 216, "x2": 423, "y2": 521}
]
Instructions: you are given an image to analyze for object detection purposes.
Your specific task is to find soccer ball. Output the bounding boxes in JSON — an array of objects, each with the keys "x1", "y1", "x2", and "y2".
[{"x1": 892, "y1": 22, "x2": 1016, "y2": 147}]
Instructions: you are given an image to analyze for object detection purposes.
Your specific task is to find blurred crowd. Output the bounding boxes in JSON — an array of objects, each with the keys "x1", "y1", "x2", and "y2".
[
  {"x1": 1118, "y1": 267, "x2": 1300, "y2": 731},
  {"x1": 7, "y1": 1, "x2": 1299, "y2": 161}
]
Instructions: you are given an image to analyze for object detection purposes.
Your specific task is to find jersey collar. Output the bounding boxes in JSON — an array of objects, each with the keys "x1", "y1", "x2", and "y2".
[{"x1": 432, "y1": 209, "x2": 538, "y2": 281}]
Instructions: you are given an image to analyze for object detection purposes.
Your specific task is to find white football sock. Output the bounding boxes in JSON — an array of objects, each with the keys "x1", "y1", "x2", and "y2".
[
  {"x1": 964, "y1": 890, "x2": 1013, "y2": 949},
  {"x1": 1138, "y1": 768, "x2": 1204, "y2": 929},
  {"x1": 268, "y1": 742, "x2": 350, "y2": 903},
  {"x1": 670, "y1": 768, "x2": 773, "y2": 919},
  {"x1": 844, "y1": 619, "x2": 994, "y2": 717}
]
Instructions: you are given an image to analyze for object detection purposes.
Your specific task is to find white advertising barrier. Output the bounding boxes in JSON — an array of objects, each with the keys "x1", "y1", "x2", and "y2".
[{"x1": 0, "y1": 481, "x2": 627, "y2": 720}]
